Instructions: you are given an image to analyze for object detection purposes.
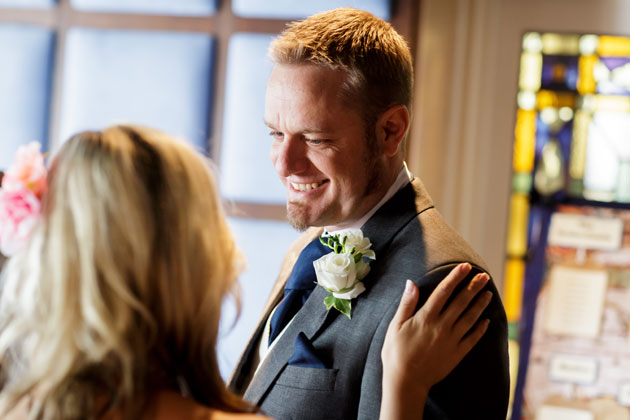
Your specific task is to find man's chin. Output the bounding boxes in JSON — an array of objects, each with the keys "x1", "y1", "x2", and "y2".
[
  {"x1": 286, "y1": 200, "x2": 338, "y2": 232},
  {"x1": 287, "y1": 217, "x2": 309, "y2": 232},
  {"x1": 286, "y1": 206, "x2": 309, "y2": 232}
]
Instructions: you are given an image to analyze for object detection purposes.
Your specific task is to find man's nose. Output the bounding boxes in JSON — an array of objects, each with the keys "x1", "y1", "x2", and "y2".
[{"x1": 272, "y1": 136, "x2": 308, "y2": 177}]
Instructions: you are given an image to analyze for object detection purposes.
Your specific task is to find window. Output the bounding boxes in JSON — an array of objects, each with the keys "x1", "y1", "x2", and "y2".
[{"x1": 0, "y1": 0, "x2": 418, "y2": 377}]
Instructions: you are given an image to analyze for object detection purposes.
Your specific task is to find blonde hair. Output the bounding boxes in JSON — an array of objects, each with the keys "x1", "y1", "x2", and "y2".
[
  {"x1": 0, "y1": 125, "x2": 249, "y2": 419},
  {"x1": 269, "y1": 7, "x2": 413, "y2": 134}
]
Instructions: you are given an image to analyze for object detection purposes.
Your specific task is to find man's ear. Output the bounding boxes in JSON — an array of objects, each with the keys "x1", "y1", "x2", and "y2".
[{"x1": 376, "y1": 105, "x2": 409, "y2": 157}]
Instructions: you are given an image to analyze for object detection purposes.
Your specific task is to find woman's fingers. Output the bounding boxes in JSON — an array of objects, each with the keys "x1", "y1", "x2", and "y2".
[
  {"x1": 391, "y1": 265, "x2": 491, "y2": 347},
  {"x1": 421, "y1": 263, "x2": 472, "y2": 316},
  {"x1": 453, "y1": 290, "x2": 492, "y2": 338},
  {"x1": 441, "y1": 272, "x2": 490, "y2": 325},
  {"x1": 390, "y1": 280, "x2": 420, "y2": 330},
  {"x1": 458, "y1": 318, "x2": 490, "y2": 358}
]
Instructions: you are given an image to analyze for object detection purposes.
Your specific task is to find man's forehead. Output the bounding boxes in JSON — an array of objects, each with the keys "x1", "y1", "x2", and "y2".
[
  {"x1": 268, "y1": 63, "x2": 347, "y2": 87},
  {"x1": 263, "y1": 116, "x2": 333, "y2": 134}
]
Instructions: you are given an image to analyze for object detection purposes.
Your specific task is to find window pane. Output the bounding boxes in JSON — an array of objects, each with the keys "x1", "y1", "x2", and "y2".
[
  {"x1": 69, "y1": 0, "x2": 216, "y2": 16},
  {"x1": 218, "y1": 217, "x2": 300, "y2": 378},
  {"x1": 0, "y1": 24, "x2": 54, "y2": 169},
  {"x1": 232, "y1": 0, "x2": 391, "y2": 20},
  {"x1": 219, "y1": 33, "x2": 287, "y2": 203},
  {"x1": 583, "y1": 112, "x2": 630, "y2": 202},
  {"x1": 0, "y1": 0, "x2": 55, "y2": 8},
  {"x1": 596, "y1": 57, "x2": 630, "y2": 95},
  {"x1": 59, "y1": 28, "x2": 214, "y2": 151}
]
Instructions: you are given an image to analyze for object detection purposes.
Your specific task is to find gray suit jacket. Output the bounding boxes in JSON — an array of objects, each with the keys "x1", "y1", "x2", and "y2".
[{"x1": 229, "y1": 179, "x2": 510, "y2": 420}]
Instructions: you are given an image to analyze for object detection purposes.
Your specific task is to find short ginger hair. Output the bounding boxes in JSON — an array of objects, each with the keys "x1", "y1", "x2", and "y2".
[{"x1": 269, "y1": 7, "x2": 413, "y2": 130}]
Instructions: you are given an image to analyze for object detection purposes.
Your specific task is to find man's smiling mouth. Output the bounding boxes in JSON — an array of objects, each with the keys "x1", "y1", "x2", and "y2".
[{"x1": 289, "y1": 180, "x2": 329, "y2": 192}]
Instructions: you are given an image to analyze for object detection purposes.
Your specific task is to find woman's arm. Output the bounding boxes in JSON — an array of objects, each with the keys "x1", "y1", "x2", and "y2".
[{"x1": 380, "y1": 263, "x2": 492, "y2": 420}]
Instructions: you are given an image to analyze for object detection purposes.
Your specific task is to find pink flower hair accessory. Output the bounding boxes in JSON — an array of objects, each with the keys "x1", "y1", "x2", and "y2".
[{"x1": 0, "y1": 142, "x2": 47, "y2": 257}]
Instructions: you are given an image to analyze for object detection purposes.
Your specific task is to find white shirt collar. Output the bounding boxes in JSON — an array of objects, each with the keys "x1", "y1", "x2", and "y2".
[{"x1": 326, "y1": 162, "x2": 413, "y2": 235}]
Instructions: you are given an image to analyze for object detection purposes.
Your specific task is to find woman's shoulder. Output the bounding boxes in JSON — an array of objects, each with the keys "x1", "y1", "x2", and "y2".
[
  {"x1": 141, "y1": 391, "x2": 268, "y2": 420},
  {"x1": 5, "y1": 390, "x2": 268, "y2": 420}
]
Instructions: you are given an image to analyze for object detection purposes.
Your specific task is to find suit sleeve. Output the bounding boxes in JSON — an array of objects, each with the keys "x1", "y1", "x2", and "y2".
[{"x1": 357, "y1": 264, "x2": 510, "y2": 420}]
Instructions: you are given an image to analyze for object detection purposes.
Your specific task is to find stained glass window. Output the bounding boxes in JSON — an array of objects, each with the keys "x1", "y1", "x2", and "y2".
[
  {"x1": 511, "y1": 32, "x2": 630, "y2": 206},
  {"x1": 506, "y1": 32, "x2": 630, "y2": 420}
]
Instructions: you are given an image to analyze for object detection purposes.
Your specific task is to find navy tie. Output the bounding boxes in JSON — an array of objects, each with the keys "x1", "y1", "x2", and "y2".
[{"x1": 268, "y1": 237, "x2": 329, "y2": 345}]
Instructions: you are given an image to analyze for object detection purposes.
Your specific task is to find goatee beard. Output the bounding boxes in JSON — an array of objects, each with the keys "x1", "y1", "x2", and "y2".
[{"x1": 286, "y1": 202, "x2": 309, "y2": 232}]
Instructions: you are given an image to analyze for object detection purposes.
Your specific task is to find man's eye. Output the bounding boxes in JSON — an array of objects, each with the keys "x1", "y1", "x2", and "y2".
[
  {"x1": 269, "y1": 131, "x2": 283, "y2": 139},
  {"x1": 307, "y1": 138, "x2": 328, "y2": 145}
]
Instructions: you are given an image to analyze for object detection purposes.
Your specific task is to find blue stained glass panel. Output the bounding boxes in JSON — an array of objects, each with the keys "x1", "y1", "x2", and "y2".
[
  {"x1": 0, "y1": 24, "x2": 54, "y2": 169},
  {"x1": 0, "y1": 0, "x2": 54, "y2": 8},
  {"x1": 219, "y1": 33, "x2": 287, "y2": 203},
  {"x1": 59, "y1": 28, "x2": 214, "y2": 151},
  {"x1": 534, "y1": 117, "x2": 572, "y2": 160},
  {"x1": 218, "y1": 217, "x2": 300, "y2": 378},
  {"x1": 70, "y1": 0, "x2": 216, "y2": 16},
  {"x1": 535, "y1": 115, "x2": 552, "y2": 157},
  {"x1": 233, "y1": 0, "x2": 391, "y2": 20},
  {"x1": 540, "y1": 55, "x2": 578, "y2": 91}
]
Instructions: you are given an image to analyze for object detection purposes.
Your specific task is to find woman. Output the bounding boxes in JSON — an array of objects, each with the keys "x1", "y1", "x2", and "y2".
[{"x1": 0, "y1": 125, "x2": 490, "y2": 419}]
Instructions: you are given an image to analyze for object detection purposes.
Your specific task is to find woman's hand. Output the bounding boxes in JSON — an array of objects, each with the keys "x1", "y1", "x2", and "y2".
[{"x1": 380, "y1": 263, "x2": 492, "y2": 420}]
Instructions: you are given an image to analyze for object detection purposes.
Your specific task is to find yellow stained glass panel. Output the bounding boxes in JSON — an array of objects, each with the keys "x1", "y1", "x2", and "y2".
[
  {"x1": 513, "y1": 109, "x2": 536, "y2": 172},
  {"x1": 506, "y1": 193, "x2": 529, "y2": 257},
  {"x1": 597, "y1": 35, "x2": 630, "y2": 56},
  {"x1": 504, "y1": 258, "x2": 525, "y2": 322},
  {"x1": 570, "y1": 110, "x2": 589, "y2": 180},
  {"x1": 507, "y1": 339, "x2": 520, "y2": 419},
  {"x1": 541, "y1": 33, "x2": 579, "y2": 55},
  {"x1": 536, "y1": 90, "x2": 576, "y2": 109},
  {"x1": 577, "y1": 55, "x2": 597, "y2": 94}
]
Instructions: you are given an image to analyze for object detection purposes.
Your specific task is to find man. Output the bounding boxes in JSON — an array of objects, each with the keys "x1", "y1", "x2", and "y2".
[{"x1": 229, "y1": 8, "x2": 509, "y2": 420}]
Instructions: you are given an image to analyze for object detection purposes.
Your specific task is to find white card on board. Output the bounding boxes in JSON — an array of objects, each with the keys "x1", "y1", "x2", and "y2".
[
  {"x1": 543, "y1": 265, "x2": 607, "y2": 339},
  {"x1": 549, "y1": 354, "x2": 598, "y2": 384},
  {"x1": 548, "y1": 213, "x2": 623, "y2": 251}
]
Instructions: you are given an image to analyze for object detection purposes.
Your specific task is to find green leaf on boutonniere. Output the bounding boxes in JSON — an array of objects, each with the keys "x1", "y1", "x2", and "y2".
[
  {"x1": 323, "y1": 293, "x2": 336, "y2": 310},
  {"x1": 323, "y1": 294, "x2": 352, "y2": 319},
  {"x1": 334, "y1": 298, "x2": 352, "y2": 319}
]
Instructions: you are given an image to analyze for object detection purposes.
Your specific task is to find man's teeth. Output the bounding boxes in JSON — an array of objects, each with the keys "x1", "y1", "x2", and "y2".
[{"x1": 291, "y1": 182, "x2": 321, "y2": 191}]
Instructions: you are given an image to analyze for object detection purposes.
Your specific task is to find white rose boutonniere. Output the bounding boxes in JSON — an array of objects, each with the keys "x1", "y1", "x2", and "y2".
[{"x1": 313, "y1": 229, "x2": 376, "y2": 319}]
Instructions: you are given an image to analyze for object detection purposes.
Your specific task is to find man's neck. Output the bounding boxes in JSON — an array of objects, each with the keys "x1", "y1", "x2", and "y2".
[{"x1": 326, "y1": 163, "x2": 412, "y2": 233}]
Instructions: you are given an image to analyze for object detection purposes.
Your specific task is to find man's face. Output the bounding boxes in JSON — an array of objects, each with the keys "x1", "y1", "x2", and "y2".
[{"x1": 265, "y1": 64, "x2": 384, "y2": 231}]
